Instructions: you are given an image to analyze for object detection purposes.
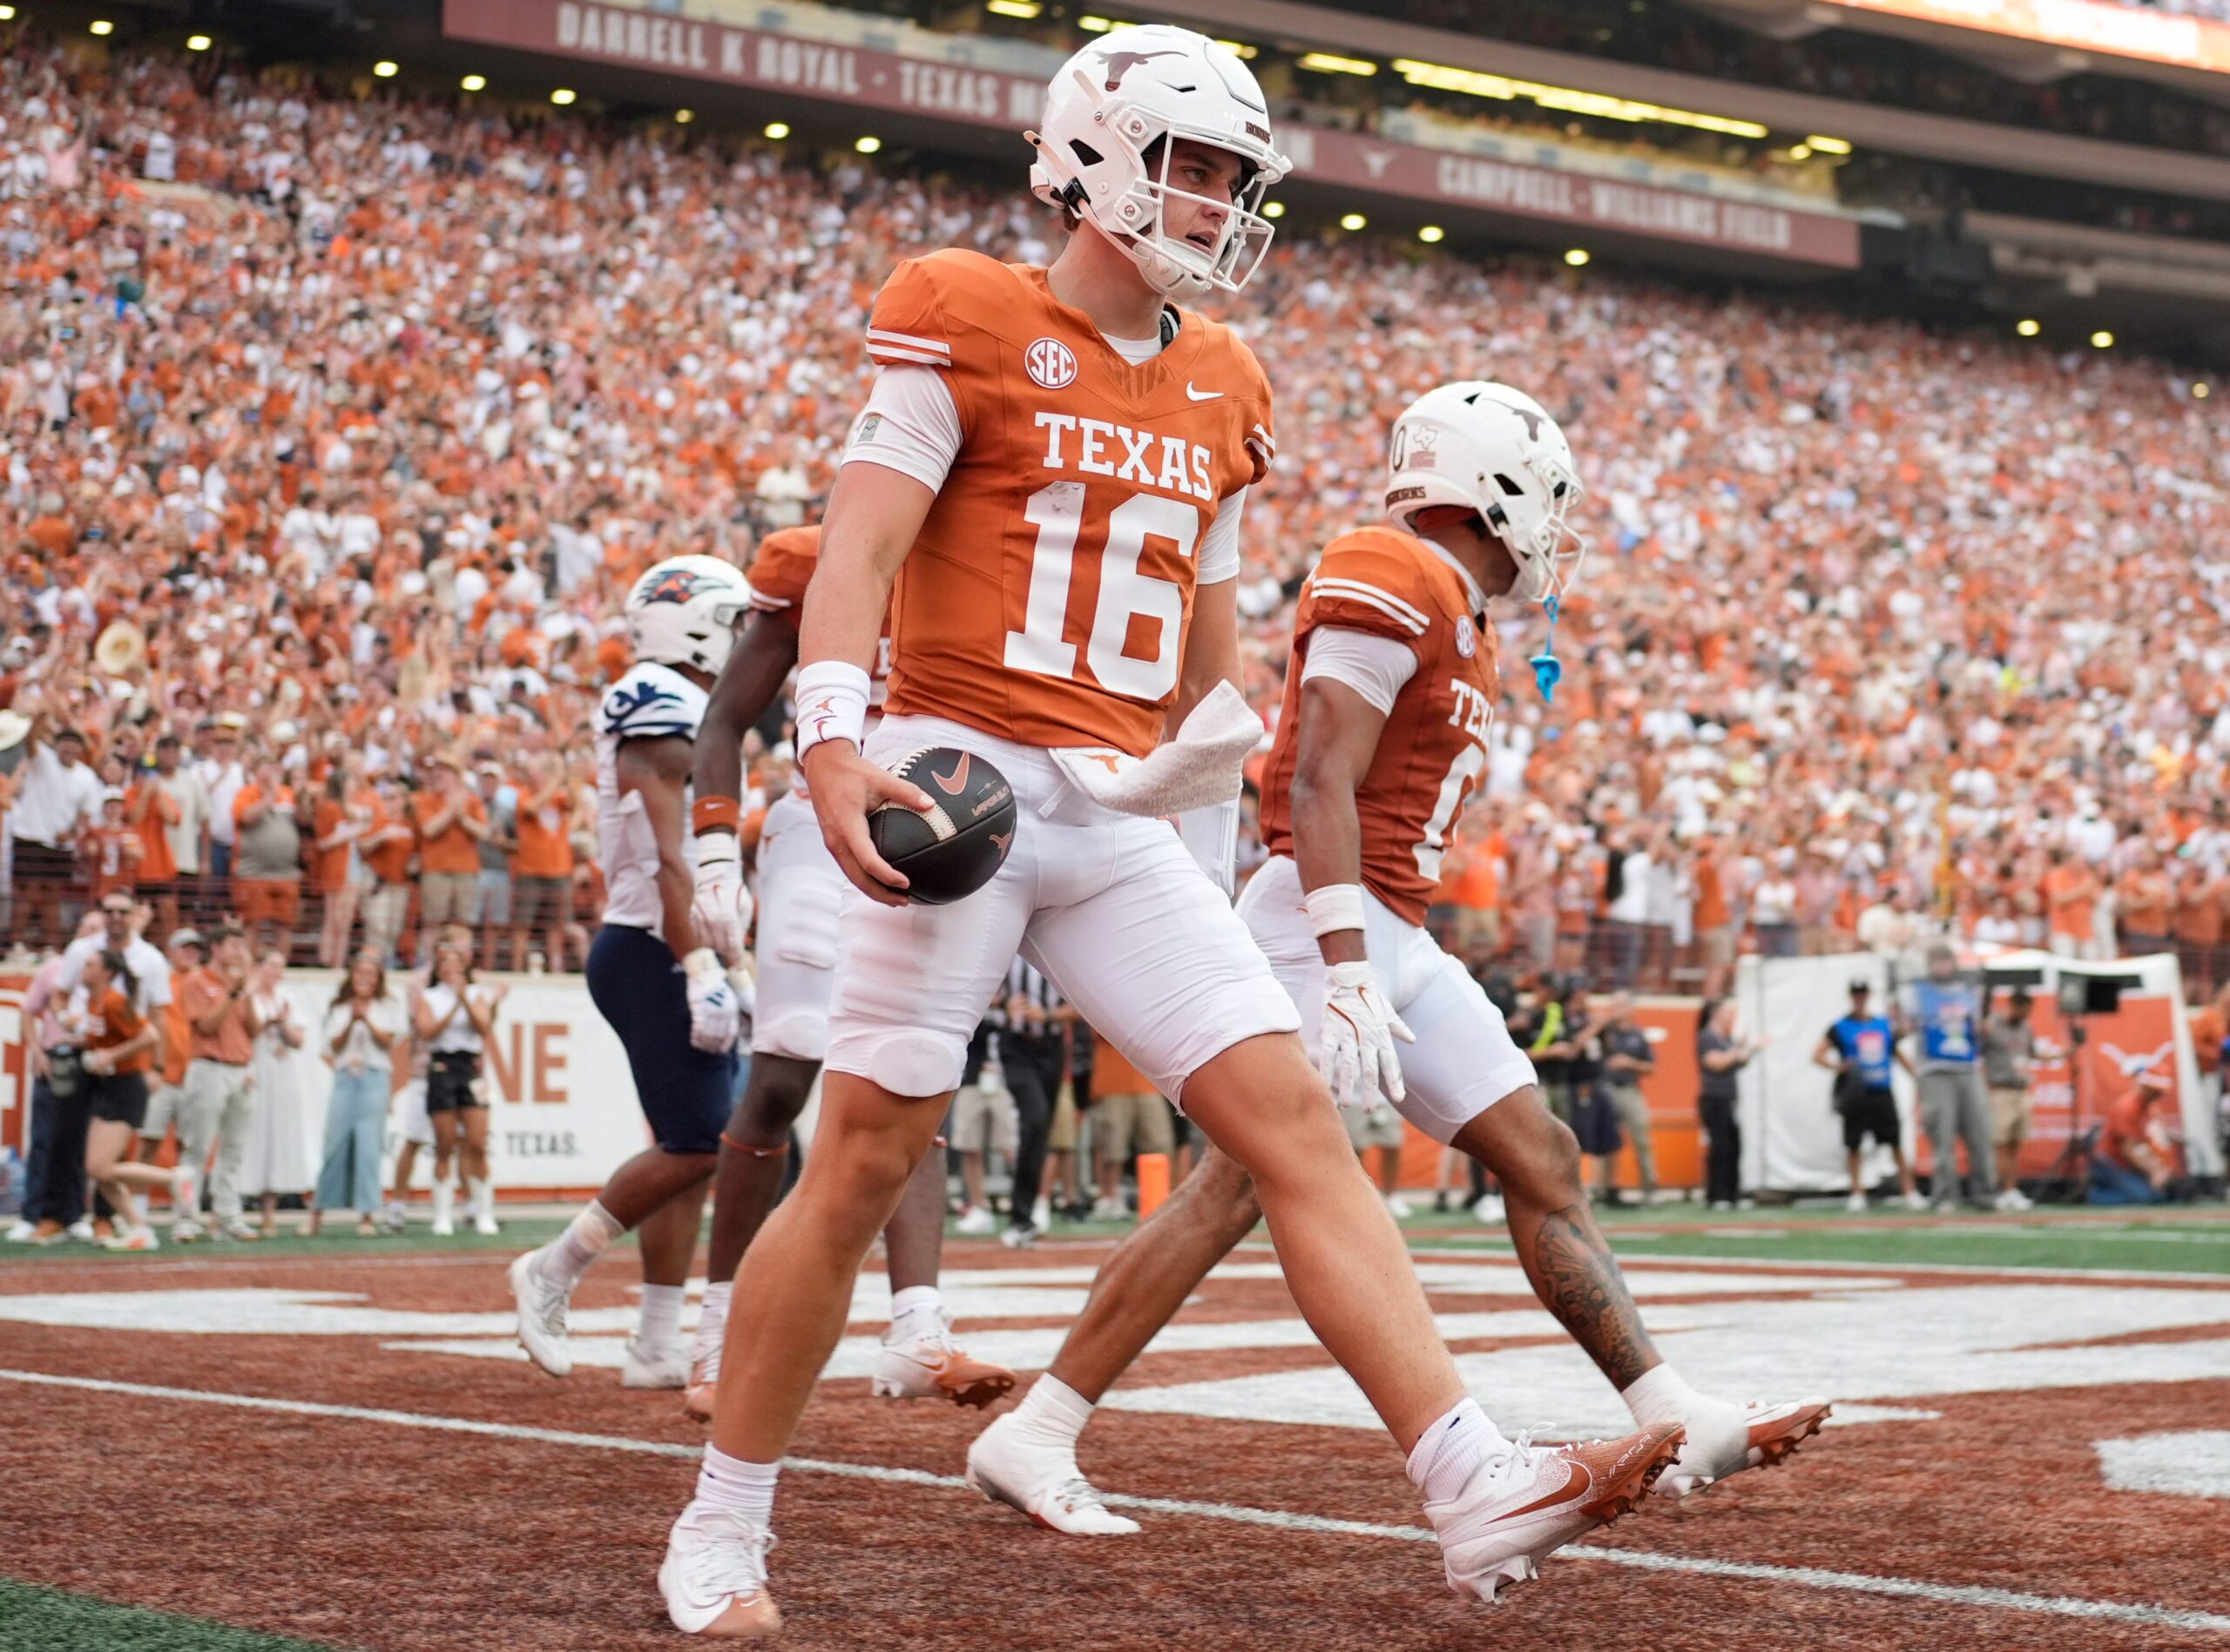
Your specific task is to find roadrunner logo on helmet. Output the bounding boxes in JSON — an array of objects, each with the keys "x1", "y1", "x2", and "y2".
[
  {"x1": 624, "y1": 554, "x2": 752, "y2": 677},
  {"x1": 1384, "y1": 382, "x2": 1587, "y2": 607},
  {"x1": 1027, "y1": 24, "x2": 1290, "y2": 298}
]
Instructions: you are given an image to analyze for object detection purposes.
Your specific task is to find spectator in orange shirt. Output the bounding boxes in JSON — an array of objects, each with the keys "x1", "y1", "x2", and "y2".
[
  {"x1": 358, "y1": 776, "x2": 418, "y2": 968},
  {"x1": 411, "y1": 755, "x2": 490, "y2": 968},
  {"x1": 2044, "y1": 847, "x2": 2100, "y2": 961},
  {"x1": 511, "y1": 751, "x2": 582, "y2": 973},
  {"x1": 232, "y1": 759, "x2": 304, "y2": 957},
  {"x1": 2173, "y1": 864, "x2": 2226, "y2": 1002},
  {"x1": 309, "y1": 760, "x2": 368, "y2": 969},
  {"x1": 76, "y1": 948, "x2": 171, "y2": 1251},
  {"x1": 2116, "y1": 844, "x2": 2174, "y2": 959},
  {"x1": 126, "y1": 762, "x2": 181, "y2": 941},
  {"x1": 1691, "y1": 838, "x2": 1734, "y2": 999},
  {"x1": 82, "y1": 790, "x2": 143, "y2": 902},
  {"x1": 2091, "y1": 1069, "x2": 2177, "y2": 1205}
]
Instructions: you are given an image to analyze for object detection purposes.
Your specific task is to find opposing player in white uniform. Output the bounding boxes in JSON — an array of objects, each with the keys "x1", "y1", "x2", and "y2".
[
  {"x1": 658, "y1": 30, "x2": 1682, "y2": 1638},
  {"x1": 685, "y1": 525, "x2": 1014, "y2": 1420},
  {"x1": 966, "y1": 385, "x2": 1830, "y2": 1588},
  {"x1": 509, "y1": 556, "x2": 748, "y2": 1391}
]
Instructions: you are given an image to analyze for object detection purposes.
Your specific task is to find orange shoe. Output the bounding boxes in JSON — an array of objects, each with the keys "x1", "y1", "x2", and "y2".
[
  {"x1": 1657, "y1": 1398, "x2": 1833, "y2": 1499},
  {"x1": 1429, "y1": 1422, "x2": 1686, "y2": 1604},
  {"x1": 870, "y1": 1318, "x2": 1016, "y2": 1408}
]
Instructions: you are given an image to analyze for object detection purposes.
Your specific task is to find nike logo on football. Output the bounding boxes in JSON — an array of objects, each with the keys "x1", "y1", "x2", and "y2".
[
  {"x1": 1185, "y1": 382, "x2": 1222, "y2": 401},
  {"x1": 932, "y1": 753, "x2": 971, "y2": 795}
]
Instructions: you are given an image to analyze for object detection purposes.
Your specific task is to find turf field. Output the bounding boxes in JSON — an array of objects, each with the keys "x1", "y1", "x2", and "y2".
[{"x1": 3, "y1": 1203, "x2": 2227, "y2": 1650}]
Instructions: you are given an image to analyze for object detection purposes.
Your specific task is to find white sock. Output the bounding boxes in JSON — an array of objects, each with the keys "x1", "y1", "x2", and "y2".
[
  {"x1": 543, "y1": 1201, "x2": 623, "y2": 1286},
  {"x1": 1009, "y1": 1374, "x2": 1093, "y2": 1451},
  {"x1": 889, "y1": 1284, "x2": 942, "y2": 1338},
  {"x1": 1406, "y1": 1398, "x2": 1509, "y2": 1505},
  {"x1": 1620, "y1": 1363, "x2": 1700, "y2": 1429},
  {"x1": 430, "y1": 1181, "x2": 454, "y2": 1225},
  {"x1": 639, "y1": 1283, "x2": 686, "y2": 1350},
  {"x1": 468, "y1": 1177, "x2": 493, "y2": 1220},
  {"x1": 694, "y1": 1444, "x2": 779, "y2": 1528},
  {"x1": 693, "y1": 1280, "x2": 733, "y2": 1358}
]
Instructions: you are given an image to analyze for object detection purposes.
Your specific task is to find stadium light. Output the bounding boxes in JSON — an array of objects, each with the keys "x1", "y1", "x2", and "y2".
[
  {"x1": 1564, "y1": 247, "x2": 1591, "y2": 266},
  {"x1": 1301, "y1": 51, "x2": 1377, "y2": 76},
  {"x1": 1787, "y1": 144, "x2": 1812, "y2": 161},
  {"x1": 1339, "y1": 212, "x2": 1367, "y2": 231},
  {"x1": 1807, "y1": 134, "x2": 1852, "y2": 155},
  {"x1": 186, "y1": 34, "x2": 212, "y2": 51},
  {"x1": 460, "y1": 73, "x2": 486, "y2": 91},
  {"x1": 764, "y1": 121, "x2": 790, "y2": 139},
  {"x1": 1078, "y1": 15, "x2": 1115, "y2": 30},
  {"x1": 374, "y1": 60, "x2": 398, "y2": 78},
  {"x1": 1392, "y1": 57, "x2": 1767, "y2": 139},
  {"x1": 1418, "y1": 225, "x2": 1444, "y2": 243},
  {"x1": 855, "y1": 135, "x2": 882, "y2": 153},
  {"x1": 551, "y1": 88, "x2": 577, "y2": 105},
  {"x1": 674, "y1": 109, "x2": 694, "y2": 124},
  {"x1": 2196, "y1": 382, "x2": 2213, "y2": 400},
  {"x1": 2091, "y1": 330, "x2": 2113, "y2": 349},
  {"x1": 2016, "y1": 318, "x2": 2040, "y2": 337},
  {"x1": 0, "y1": 6, "x2": 17, "y2": 19},
  {"x1": 1215, "y1": 39, "x2": 1258, "y2": 58},
  {"x1": 90, "y1": 18, "x2": 114, "y2": 34},
  {"x1": 986, "y1": 0, "x2": 1041, "y2": 17},
  {"x1": 1262, "y1": 200, "x2": 1285, "y2": 219}
]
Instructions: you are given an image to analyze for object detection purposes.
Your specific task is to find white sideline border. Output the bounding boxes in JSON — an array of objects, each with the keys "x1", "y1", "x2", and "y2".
[{"x1": 3, "y1": 1368, "x2": 2227, "y2": 1635}]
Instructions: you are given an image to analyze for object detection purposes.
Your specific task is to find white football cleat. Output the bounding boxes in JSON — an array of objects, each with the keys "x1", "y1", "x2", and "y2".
[
  {"x1": 473, "y1": 1211, "x2": 502, "y2": 1237},
  {"x1": 509, "y1": 1250, "x2": 574, "y2": 1379},
  {"x1": 1470, "y1": 1194, "x2": 1505, "y2": 1226},
  {"x1": 871, "y1": 1314, "x2": 1015, "y2": 1408},
  {"x1": 1429, "y1": 1423, "x2": 1685, "y2": 1604},
  {"x1": 660, "y1": 1505, "x2": 781, "y2": 1639},
  {"x1": 1653, "y1": 1397, "x2": 1833, "y2": 1500},
  {"x1": 965, "y1": 1411, "x2": 1140, "y2": 1536},
  {"x1": 623, "y1": 1336, "x2": 689, "y2": 1391},
  {"x1": 954, "y1": 1204, "x2": 994, "y2": 1237}
]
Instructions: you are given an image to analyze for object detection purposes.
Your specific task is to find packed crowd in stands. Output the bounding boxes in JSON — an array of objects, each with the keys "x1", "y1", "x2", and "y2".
[{"x1": 4, "y1": 36, "x2": 2230, "y2": 1011}]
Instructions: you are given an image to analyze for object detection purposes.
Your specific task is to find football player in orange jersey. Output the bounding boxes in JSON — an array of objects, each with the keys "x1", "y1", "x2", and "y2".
[
  {"x1": 969, "y1": 383, "x2": 1829, "y2": 1585},
  {"x1": 658, "y1": 28, "x2": 1667, "y2": 1638},
  {"x1": 682, "y1": 526, "x2": 1013, "y2": 1421}
]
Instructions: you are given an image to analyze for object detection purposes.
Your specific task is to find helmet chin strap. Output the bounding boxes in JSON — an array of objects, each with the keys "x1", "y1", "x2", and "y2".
[{"x1": 1529, "y1": 592, "x2": 1564, "y2": 704}]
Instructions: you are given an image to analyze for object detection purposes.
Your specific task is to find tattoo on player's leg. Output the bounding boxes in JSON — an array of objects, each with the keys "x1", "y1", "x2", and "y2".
[{"x1": 1524, "y1": 1204, "x2": 1658, "y2": 1391}]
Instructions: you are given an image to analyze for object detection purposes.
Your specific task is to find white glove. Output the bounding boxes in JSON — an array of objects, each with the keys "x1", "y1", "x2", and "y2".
[
  {"x1": 691, "y1": 829, "x2": 753, "y2": 965},
  {"x1": 682, "y1": 947, "x2": 740, "y2": 1054},
  {"x1": 726, "y1": 964, "x2": 757, "y2": 1024},
  {"x1": 1319, "y1": 960, "x2": 1414, "y2": 1110}
]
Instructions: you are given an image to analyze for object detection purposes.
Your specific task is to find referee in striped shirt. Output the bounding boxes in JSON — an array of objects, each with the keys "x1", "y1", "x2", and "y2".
[{"x1": 990, "y1": 958, "x2": 1074, "y2": 1248}]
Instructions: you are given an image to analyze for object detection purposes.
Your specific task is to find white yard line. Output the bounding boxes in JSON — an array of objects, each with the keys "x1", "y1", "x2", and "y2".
[
  {"x1": 1395, "y1": 1246, "x2": 2230, "y2": 1287},
  {"x1": 3, "y1": 1367, "x2": 2227, "y2": 1635}
]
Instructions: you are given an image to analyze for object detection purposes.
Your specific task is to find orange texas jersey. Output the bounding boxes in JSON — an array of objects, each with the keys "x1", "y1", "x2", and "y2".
[
  {"x1": 1259, "y1": 526, "x2": 1501, "y2": 927},
  {"x1": 747, "y1": 525, "x2": 891, "y2": 702},
  {"x1": 861, "y1": 249, "x2": 1274, "y2": 759}
]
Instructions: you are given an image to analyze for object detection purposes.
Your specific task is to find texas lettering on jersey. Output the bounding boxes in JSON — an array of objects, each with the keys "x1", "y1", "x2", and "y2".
[
  {"x1": 1258, "y1": 525, "x2": 1502, "y2": 925},
  {"x1": 863, "y1": 249, "x2": 1274, "y2": 757}
]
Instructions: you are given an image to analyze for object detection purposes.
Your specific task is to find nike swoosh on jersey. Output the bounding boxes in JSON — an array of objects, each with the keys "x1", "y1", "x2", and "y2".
[{"x1": 1185, "y1": 382, "x2": 1222, "y2": 401}]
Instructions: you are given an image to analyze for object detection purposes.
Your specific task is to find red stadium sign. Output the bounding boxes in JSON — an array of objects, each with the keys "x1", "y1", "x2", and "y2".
[{"x1": 441, "y1": 0, "x2": 1862, "y2": 268}]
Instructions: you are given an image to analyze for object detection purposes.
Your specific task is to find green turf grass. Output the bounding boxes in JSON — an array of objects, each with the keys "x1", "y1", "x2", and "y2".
[{"x1": 0, "y1": 1578, "x2": 350, "y2": 1652}]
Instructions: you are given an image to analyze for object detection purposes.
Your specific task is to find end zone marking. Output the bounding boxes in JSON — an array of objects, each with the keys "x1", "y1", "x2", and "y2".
[{"x1": 3, "y1": 1367, "x2": 2227, "y2": 1634}]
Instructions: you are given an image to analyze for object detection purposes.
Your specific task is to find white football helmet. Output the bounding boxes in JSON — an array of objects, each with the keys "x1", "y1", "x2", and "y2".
[
  {"x1": 1029, "y1": 24, "x2": 1289, "y2": 299},
  {"x1": 1384, "y1": 382, "x2": 1586, "y2": 605},
  {"x1": 624, "y1": 555, "x2": 752, "y2": 677}
]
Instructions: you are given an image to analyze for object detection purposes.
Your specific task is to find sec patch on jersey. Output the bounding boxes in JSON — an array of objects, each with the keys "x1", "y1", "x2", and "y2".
[{"x1": 869, "y1": 747, "x2": 1017, "y2": 905}]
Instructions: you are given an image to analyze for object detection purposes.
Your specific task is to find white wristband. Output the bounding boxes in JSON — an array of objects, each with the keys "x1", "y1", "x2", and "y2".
[
  {"x1": 792, "y1": 660, "x2": 871, "y2": 761},
  {"x1": 693, "y1": 826, "x2": 739, "y2": 866},
  {"x1": 1304, "y1": 882, "x2": 1368, "y2": 938}
]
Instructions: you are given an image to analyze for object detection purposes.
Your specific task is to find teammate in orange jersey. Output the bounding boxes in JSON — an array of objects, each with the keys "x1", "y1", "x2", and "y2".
[
  {"x1": 658, "y1": 28, "x2": 1686, "y2": 1638},
  {"x1": 682, "y1": 526, "x2": 1012, "y2": 1419},
  {"x1": 968, "y1": 383, "x2": 1830, "y2": 1573}
]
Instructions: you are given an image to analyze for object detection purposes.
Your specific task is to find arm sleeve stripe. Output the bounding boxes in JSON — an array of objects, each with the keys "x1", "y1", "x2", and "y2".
[
  {"x1": 747, "y1": 593, "x2": 794, "y2": 611},
  {"x1": 866, "y1": 343, "x2": 953, "y2": 367},
  {"x1": 866, "y1": 327, "x2": 951, "y2": 357},
  {"x1": 1250, "y1": 421, "x2": 1275, "y2": 454},
  {"x1": 1311, "y1": 577, "x2": 1429, "y2": 633}
]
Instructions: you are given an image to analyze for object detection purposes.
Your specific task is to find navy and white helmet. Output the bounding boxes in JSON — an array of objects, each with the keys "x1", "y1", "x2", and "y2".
[
  {"x1": 623, "y1": 555, "x2": 752, "y2": 677},
  {"x1": 1384, "y1": 382, "x2": 1586, "y2": 605}
]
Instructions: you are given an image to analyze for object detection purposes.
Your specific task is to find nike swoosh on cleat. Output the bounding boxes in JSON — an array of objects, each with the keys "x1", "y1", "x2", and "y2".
[
  {"x1": 932, "y1": 753, "x2": 970, "y2": 794},
  {"x1": 1185, "y1": 382, "x2": 1222, "y2": 401}
]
